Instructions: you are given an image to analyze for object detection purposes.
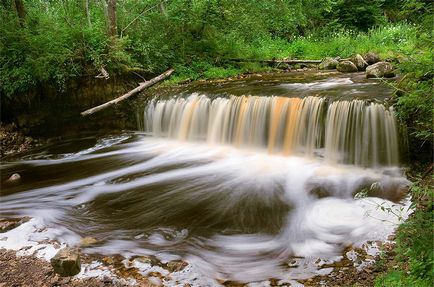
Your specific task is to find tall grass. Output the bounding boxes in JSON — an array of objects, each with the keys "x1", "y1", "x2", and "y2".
[{"x1": 282, "y1": 23, "x2": 418, "y2": 59}]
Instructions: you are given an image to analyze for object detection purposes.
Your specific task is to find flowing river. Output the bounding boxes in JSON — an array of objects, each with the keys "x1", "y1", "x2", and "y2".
[{"x1": 0, "y1": 72, "x2": 410, "y2": 285}]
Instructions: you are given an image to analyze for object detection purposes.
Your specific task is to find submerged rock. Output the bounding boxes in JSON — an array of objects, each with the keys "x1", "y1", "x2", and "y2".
[
  {"x1": 50, "y1": 248, "x2": 81, "y2": 277},
  {"x1": 309, "y1": 186, "x2": 331, "y2": 198},
  {"x1": 363, "y1": 52, "x2": 380, "y2": 65},
  {"x1": 368, "y1": 180, "x2": 409, "y2": 202},
  {"x1": 337, "y1": 60, "x2": 358, "y2": 73},
  {"x1": 352, "y1": 54, "x2": 369, "y2": 71},
  {"x1": 80, "y1": 236, "x2": 99, "y2": 247},
  {"x1": 366, "y1": 62, "x2": 395, "y2": 78},
  {"x1": 165, "y1": 260, "x2": 188, "y2": 272},
  {"x1": 319, "y1": 57, "x2": 339, "y2": 70},
  {"x1": 6, "y1": 173, "x2": 21, "y2": 183}
]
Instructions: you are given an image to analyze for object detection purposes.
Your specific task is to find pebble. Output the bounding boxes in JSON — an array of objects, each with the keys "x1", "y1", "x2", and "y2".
[
  {"x1": 148, "y1": 276, "x2": 162, "y2": 286},
  {"x1": 6, "y1": 173, "x2": 21, "y2": 183}
]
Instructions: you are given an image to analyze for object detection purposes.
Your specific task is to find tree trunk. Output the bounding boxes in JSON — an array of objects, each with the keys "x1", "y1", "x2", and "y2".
[
  {"x1": 83, "y1": 0, "x2": 91, "y2": 27},
  {"x1": 159, "y1": 0, "x2": 167, "y2": 17},
  {"x1": 107, "y1": 0, "x2": 117, "y2": 37},
  {"x1": 81, "y1": 69, "x2": 175, "y2": 117},
  {"x1": 100, "y1": 0, "x2": 108, "y2": 22},
  {"x1": 12, "y1": 0, "x2": 26, "y2": 26}
]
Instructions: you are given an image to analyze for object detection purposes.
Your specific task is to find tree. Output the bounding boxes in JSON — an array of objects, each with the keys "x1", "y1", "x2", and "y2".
[
  {"x1": 12, "y1": 0, "x2": 25, "y2": 26},
  {"x1": 107, "y1": 0, "x2": 117, "y2": 37},
  {"x1": 83, "y1": 0, "x2": 91, "y2": 27}
]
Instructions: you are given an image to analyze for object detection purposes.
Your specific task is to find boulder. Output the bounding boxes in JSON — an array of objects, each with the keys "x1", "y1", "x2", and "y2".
[
  {"x1": 363, "y1": 52, "x2": 380, "y2": 65},
  {"x1": 366, "y1": 62, "x2": 395, "y2": 78},
  {"x1": 336, "y1": 60, "x2": 358, "y2": 73},
  {"x1": 352, "y1": 54, "x2": 369, "y2": 71},
  {"x1": 50, "y1": 248, "x2": 81, "y2": 277},
  {"x1": 319, "y1": 57, "x2": 339, "y2": 70}
]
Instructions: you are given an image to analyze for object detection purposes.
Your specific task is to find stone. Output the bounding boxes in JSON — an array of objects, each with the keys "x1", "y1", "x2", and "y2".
[
  {"x1": 310, "y1": 186, "x2": 330, "y2": 198},
  {"x1": 102, "y1": 256, "x2": 115, "y2": 265},
  {"x1": 319, "y1": 57, "x2": 339, "y2": 70},
  {"x1": 352, "y1": 54, "x2": 369, "y2": 71},
  {"x1": 336, "y1": 60, "x2": 358, "y2": 73},
  {"x1": 0, "y1": 217, "x2": 30, "y2": 233},
  {"x1": 366, "y1": 62, "x2": 395, "y2": 78},
  {"x1": 166, "y1": 260, "x2": 188, "y2": 272},
  {"x1": 135, "y1": 255, "x2": 159, "y2": 266},
  {"x1": 6, "y1": 173, "x2": 21, "y2": 183},
  {"x1": 50, "y1": 275, "x2": 59, "y2": 284},
  {"x1": 363, "y1": 52, "x2": 380, "y2": 65},
  {"x1": 50, "y1": 247, "x2": 81, "y2": 277},
  {"x1": 80, "y1": 236, "x2": 98, "y2": 247},
  {"x1": 148, "y1": 276, "x2": 163, "y2": 286}
]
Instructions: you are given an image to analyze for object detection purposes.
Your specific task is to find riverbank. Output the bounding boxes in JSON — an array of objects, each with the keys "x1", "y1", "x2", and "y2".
[
  {"x1": 0, "y1": 123, "x2": 43, "y2": 159},
  {"x1": 0, "y1": 249, "x2": 125, "y2": 287}
]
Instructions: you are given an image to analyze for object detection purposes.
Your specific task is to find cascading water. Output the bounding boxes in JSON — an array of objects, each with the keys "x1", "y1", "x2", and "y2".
[
  {"x1": 144, "y1": 94, "x2": 399, "y2": 167},
  {"x1": 0, "y1": 75, "x2": 410, "y2": 285}
]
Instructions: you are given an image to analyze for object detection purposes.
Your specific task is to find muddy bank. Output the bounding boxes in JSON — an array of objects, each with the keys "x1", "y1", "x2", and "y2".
[{"x1": 1, "y1": 75, "x2": 141, "y2": 138}]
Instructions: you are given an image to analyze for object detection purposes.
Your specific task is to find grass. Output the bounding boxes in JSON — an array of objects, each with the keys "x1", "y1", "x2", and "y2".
[
  {"x1": 165, "y1": 23, "x2": 419, "y2": 84},
  {"x1": 284, "y1": 23, "x2": 418, "y2": 59}
]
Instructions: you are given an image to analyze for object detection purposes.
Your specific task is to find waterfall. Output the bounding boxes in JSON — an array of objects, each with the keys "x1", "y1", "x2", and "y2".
[{"x1": 143, "y1": 94, "x2": 399, "y2": 167}]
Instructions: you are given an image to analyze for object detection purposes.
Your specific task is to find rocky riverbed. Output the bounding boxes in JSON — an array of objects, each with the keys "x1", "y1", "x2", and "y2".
[
  {"x1": 0, "y1": 123, "x2": 42, "y2": 159},
  {"x1": 0, "y1": 216, "x2": 402, "y2": 287}
]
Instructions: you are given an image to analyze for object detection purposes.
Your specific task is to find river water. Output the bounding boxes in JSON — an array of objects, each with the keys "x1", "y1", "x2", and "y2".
[{"x1": 0, "y1": 72, "x2": 410, "y2": 284}]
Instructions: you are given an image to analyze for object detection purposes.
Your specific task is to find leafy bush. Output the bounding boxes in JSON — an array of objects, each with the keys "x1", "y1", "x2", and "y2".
[{"x1": 375, "y1": 182, "x2": 434, "y2": 287}]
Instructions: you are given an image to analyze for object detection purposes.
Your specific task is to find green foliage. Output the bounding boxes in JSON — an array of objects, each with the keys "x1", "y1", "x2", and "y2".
[
  {"x1": 375, "y1": 270, "x2": 431, "y2": 287},
  {"x1": 375, "y1": 181, "x2": 434, "y2": 287},
  {"x1": 0, "y1": 0, "x2": 404, "y2": 97},
  {"x1": 325, "y1": 0, "x2": 387, "y2": 32},
  {"x1": 392, "y1": 17, "x2": 433, "y2": 155},
  {"x1": 0, "y1": 0, "x2": 431, "y2": 106}
]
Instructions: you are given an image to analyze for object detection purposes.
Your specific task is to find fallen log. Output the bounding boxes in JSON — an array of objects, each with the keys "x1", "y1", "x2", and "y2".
[
  {"x1": 228, "y1": 58, "x2": 322, "y2": 64},
  {"x1": 81, "y1": 68, "x2": 174, "y2": 117}
]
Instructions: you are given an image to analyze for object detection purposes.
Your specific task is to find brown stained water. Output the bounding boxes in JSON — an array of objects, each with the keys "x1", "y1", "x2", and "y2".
[{"x1": 0, "y1": 72, "x2": 410, "y2": 283}]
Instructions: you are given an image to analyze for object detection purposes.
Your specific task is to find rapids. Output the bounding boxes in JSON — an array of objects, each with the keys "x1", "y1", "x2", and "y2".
[{"x1": 0, "y1": 73, "x2": 410, "y2": 284}]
